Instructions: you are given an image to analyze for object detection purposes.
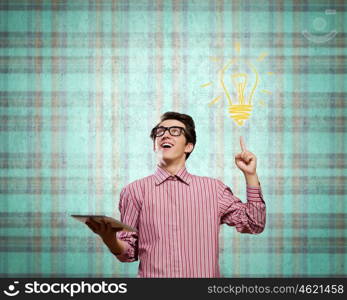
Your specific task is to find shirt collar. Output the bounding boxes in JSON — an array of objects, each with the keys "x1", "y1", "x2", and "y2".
[{"x1": 154, "y1": 165, "x2": 192, "y2": 186}]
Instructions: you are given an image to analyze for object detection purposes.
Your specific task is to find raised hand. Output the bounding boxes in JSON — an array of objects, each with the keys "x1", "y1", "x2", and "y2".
[{"x1": 234, "y1": 136, "x2": 257, "y2": 175}]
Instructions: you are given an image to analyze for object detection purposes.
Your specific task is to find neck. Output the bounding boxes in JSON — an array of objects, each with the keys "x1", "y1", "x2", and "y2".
[{"x1": 158, "y1": 157, "x2": 186, "y2": 175}]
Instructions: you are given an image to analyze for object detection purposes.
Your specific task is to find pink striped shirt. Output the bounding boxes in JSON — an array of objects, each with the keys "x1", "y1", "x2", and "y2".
[{"x1": 116, "y1": 165, "x2": 266, "y2": 278}]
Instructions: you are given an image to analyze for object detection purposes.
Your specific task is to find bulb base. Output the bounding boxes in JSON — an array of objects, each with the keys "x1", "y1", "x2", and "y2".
[{"x1": 228, "y1": 104, "x2": 253, "y2": 126}]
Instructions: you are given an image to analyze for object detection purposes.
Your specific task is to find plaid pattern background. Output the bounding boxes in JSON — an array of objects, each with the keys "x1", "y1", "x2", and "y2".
[{"x1": 0, "y1": 0, "x2": 346, "y2": 277}]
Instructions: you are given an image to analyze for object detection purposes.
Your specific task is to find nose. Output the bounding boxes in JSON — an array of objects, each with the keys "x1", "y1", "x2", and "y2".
[{"x1": 161, "y1": 129, "x2": 171, "y2": 138}]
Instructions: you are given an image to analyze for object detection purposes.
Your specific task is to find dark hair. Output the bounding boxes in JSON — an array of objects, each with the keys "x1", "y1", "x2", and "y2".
[{"x1": 150, "y1": 112, "x2": 196, "y2": 160}]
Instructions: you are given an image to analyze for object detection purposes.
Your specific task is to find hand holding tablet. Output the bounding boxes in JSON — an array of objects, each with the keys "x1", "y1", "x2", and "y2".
[{"x1": 71, "y1": 215, "x2": 134, "y2": 256}]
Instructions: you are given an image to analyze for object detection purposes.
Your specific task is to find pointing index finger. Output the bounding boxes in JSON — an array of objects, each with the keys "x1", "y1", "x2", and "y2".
[{"x1": 240, "y1": 136, "x2": 247, "y2": 152}]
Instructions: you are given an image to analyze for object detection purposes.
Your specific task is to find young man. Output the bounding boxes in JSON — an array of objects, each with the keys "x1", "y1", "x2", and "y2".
[{"x1": 86, "y1": 112, "x2": 266, "y2": 278}]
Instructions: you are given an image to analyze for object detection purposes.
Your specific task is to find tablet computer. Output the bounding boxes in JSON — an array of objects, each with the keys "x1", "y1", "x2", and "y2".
[{"x1": 71, "y1": 215, "x2": 137, "y2": 232}]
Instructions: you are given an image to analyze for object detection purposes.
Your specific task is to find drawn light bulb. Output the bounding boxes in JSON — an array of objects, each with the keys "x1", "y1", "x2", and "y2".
[
  {"x1": 202, "y1": 43, "x2": 273, "y2": 126},
  {"x1": 219, "y1": 59, "x2": 259, "y2": 126}
]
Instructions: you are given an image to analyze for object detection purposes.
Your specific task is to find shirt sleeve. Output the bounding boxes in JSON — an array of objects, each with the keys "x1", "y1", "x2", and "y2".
[
  {"x1": 115, "y1": 184, "x2": 141, "y2": 262},
  {"x1": 218, "y1": 181, "x2": 266, "y2": 234}
]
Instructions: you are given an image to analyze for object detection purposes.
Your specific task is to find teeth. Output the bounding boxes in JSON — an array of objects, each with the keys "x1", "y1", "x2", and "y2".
[{"x1": 162, "y1": 143, "x2": 172, "y2": 148}]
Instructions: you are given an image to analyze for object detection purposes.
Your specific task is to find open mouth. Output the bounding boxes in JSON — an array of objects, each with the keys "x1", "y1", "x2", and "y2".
[{"x1": 160, "y1": 142, "x2": 174, "y2": 150}]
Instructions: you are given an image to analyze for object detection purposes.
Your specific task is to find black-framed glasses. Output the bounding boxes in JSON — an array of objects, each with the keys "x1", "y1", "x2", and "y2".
[{"x1": 152, "y1": 126, "x2": 186, "y2": 137}]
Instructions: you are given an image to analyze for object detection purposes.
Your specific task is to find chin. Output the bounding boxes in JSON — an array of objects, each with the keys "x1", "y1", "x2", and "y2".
[
  {"x1": 158, "y1": 152, "x2": 178, "y2": 162},
  {"x1": 161, "y1": 155, "x2": 176, "y2": 162}
]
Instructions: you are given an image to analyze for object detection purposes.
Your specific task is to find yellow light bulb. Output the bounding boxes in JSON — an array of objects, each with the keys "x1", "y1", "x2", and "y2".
[{"x1": 219, "y1": 60, "x2": 259, "y2": 126}]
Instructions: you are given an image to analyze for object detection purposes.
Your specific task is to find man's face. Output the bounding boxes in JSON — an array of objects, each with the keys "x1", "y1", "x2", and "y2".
[{"x1": 153, "y1": 119, "x2": 193, "y2": 162}]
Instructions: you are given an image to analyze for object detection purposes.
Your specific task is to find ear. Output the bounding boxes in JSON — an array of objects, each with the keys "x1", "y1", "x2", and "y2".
[{"x1": 184, "y1": 143, "x2": 194, "y2": 154}]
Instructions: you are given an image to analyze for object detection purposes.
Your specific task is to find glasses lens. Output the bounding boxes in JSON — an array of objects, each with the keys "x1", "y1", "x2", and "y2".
[
  {"x1": 155, "y1": 127, "x2": 165, "y2": 137},
  {"x1": 169, "y1": 127, "x2": 181, "y2": 136}
]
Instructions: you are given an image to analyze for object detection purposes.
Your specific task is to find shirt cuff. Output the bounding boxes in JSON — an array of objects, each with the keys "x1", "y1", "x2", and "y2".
[
  {"x1": 115, "y1": 231, "x2": 138, "y2": 262},
  {"x1": 246, "y1": 184, "x2": 264, "y2": 202}
]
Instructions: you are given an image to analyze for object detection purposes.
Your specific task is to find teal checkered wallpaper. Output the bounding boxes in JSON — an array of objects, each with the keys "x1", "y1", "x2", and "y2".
[{"x1": 0, "y1": 0, "x2": 346, "y2": 277}]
